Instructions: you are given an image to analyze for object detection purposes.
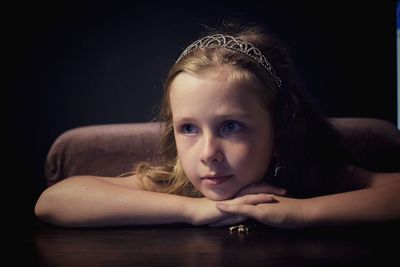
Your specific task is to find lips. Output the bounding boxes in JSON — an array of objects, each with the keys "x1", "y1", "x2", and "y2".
[{"x1": 201, "y1": 174, "x2": 233, "y2": 186}]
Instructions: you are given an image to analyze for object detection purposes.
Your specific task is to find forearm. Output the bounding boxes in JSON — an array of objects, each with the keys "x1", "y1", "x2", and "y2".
[
  {"x1": 34, "y1": 176, "x2": 192, "y2": 227},
  {"x1": 305, "y1": 176, "x2": 400, "y2": 227}
]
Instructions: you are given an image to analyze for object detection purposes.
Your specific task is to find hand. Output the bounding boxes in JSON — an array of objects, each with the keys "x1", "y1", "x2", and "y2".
[
  {"x1": 208, "y1": 193, "x2": 276, "y2": 227},
  {"x1": 186, "y1": 197, "x2": 245, "y2": 226},
  {"x1": 186, "y1": 194, "x2": 275, "y2": 226},
  {"x1": 187, "y1": 182, "x2": 286, "y2": 227},
  {"x1": 215, "y1": 195, "x2": 307, "y2": 229},
  {"x1": 235, "y1": 181, "x2": 287, "y2": 197}
]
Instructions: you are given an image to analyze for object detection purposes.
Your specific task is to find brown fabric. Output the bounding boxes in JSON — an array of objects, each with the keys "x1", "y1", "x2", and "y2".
[
  {"x1": 331, "y1": 118, "x2": 400, "y2": 172},
  {"x1": 45, "y1": 118, "x2": 400, "y2": 186},
  {"x1": 45, "y1": 122, "x2": 164, "y2": 186}
]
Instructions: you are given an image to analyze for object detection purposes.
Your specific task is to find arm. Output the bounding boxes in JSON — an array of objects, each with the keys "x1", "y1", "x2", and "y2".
[
  {"x1": 306, "y1": 169, "x2": 400, "y2": 227},
  {"x1": 35, "y1": 175, "x2": 191, "y2": 227},
  {"x1": 34, "y1": 175, "x2": 275, "y2": 227},
  {"x1": 216, "y1": 168, "x2": 400, "y2": 229}
]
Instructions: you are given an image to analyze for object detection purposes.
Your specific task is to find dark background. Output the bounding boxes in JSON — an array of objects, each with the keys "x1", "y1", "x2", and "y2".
[{"x1": 4, "y1": 0, "x2": 397, "y2": 227}]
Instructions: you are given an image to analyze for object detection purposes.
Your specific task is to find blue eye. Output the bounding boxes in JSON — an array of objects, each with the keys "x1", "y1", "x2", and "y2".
[
  {"x1": 181, "y1": 124, "x2": 199, "y2": 135},
  {"x1": 222, "y1": 120, "x2": 243, "y2": 133}
]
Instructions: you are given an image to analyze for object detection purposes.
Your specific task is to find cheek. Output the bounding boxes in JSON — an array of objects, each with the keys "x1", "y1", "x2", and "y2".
[
  {"x1": 228, "y1": 139, "x2": 273, "y2": 180},
  {"x1": 175, "y1": 138, "x2": 197, "y2": 176}
]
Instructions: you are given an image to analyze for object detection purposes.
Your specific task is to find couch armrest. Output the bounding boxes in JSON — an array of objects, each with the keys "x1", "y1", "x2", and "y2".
[
  {"x1": 331, "y1": 117, "x2": 400, "y2": 172},
  {"x1": 45, "y1": 122, "x2": 164, "y2": 186}
]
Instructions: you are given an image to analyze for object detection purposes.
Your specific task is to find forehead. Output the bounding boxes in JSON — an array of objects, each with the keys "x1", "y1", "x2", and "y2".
[
  {"x1": 169, "y1": 66, "x2": 268, "y2": 118},
  {"x1": 170, "y1": 65, "x2": 263, "y2": 96},
  {"x1": 177, "y1": 65, "x2": 259, "y2": 86}
]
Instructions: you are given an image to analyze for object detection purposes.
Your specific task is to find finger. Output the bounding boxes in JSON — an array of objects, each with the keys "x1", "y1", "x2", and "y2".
[
  {"x1": 226, "y1": 193, "x2": 274, "y2": 205},
  {"x1": 216, "y1": 203, "x2": 257, "y2": 218},
  {"x1": 236, "y1": 183, "x2": 286, "y2": 197},
  {"x1": 209, "y1": 215, "x2": 248, "y2": 227}
]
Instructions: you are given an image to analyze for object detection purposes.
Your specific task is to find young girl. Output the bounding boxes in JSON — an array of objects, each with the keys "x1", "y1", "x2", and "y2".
[{"x1": 34, "y1": 21, "x2": 400, "y2": 229}]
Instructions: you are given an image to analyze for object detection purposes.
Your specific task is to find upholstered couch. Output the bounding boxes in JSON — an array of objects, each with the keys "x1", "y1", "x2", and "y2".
[{"x1": 44, "y1": 118, "x2": 400, "y2": 186}]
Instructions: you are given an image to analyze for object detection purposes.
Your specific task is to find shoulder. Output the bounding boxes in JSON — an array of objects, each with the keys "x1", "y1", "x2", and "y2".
[
  {"x1": 56, "y1": 175, "x2": 142, "y2": 190},
  {"x1": 328, "y1": 165, "x2": 372, "y2": 193},
  {"x1": 96, "y1": 175, "x2": 141, "y2": 188},
  {"x1": 340, "y1": 165, "x2": 372, "y2": 187},
  {"x1": 336, "y1": 165, "x2": 400, "y2": 192}
]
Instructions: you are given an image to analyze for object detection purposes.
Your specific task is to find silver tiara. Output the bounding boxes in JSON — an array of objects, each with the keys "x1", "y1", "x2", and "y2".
[{"x1": 176, "y1": 34, "x2": 282, "y2": 87}]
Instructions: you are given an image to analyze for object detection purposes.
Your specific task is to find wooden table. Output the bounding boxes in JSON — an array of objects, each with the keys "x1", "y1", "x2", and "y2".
[{"x1": 19, "y1": 220, "x2": 400, "y2": 267}]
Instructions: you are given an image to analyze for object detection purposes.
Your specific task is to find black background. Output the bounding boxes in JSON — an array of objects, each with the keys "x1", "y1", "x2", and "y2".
[{"x1": 4, "y1": 0, "x2": 397, "y2": 227}]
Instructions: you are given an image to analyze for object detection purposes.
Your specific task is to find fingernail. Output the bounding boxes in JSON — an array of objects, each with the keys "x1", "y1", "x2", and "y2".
[{"x1": 264, "y1": 194, "x2": 275, "y2": 200}]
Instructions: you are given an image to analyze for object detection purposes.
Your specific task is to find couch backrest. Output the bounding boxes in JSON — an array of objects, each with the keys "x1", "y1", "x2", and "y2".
[{"x1": 44, "y1": 118, "x2": 400, "y2": 186}]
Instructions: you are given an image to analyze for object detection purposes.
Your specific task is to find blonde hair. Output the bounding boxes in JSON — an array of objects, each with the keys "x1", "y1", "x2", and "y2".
[{"x1": 133, "y1": 23, "x2": 280, "y2": 197}]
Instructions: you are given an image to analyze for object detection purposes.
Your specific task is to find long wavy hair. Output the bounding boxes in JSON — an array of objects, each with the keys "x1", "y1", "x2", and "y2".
[{"x1": 134, "y1": 20, "x2": 345, "y2": 198}]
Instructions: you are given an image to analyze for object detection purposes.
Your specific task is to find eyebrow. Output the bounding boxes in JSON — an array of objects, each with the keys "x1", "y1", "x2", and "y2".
[{"x1": 173, "y1": 112, "x2": 252, "y2": 123}]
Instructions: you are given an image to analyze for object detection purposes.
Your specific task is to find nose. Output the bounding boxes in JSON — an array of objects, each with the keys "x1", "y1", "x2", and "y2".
[{"x1": 200, "y1": 132, "x2": 224, "y2": 164}]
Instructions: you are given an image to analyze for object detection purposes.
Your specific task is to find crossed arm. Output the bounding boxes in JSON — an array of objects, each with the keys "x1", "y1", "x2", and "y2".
[
  {"x1": 34, "y1": 175, "x2": 276, "y2": 227},
  {"x1": 34, "y1": 166, "x2": 400, "y2": 228},
  {"x1": 217, "y1": 167, "x2": 400, "y2": 228}
]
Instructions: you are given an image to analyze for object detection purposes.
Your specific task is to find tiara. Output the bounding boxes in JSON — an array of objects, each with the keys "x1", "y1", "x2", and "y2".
[{"x1": 176, "y1": 34, "x2": 282, "y2": 87}]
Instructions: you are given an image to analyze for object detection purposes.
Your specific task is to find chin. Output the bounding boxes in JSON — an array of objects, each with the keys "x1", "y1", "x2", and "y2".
[{"x1": 202, "y1": 191, "x2": 235, "y2": 201}]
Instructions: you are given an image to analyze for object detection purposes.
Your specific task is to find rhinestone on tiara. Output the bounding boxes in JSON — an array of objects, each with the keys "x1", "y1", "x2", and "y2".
[{"x1": 176, "y1": 34, "x2": 282, "y2": 87}]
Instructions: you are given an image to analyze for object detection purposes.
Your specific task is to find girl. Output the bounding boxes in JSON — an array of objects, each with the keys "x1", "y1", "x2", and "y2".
[{"x1": 34, "y1": 21, "x2": 400, "y2": 229}]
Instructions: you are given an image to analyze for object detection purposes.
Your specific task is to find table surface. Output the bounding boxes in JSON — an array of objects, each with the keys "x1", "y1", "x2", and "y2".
[{"x1": 17, "y1": 219, "x2": 400, "y2": 267}]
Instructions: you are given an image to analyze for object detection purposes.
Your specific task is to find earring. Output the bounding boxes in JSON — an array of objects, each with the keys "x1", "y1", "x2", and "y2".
[{"x1": 273, "y1": 158, "x2": 282, "y2": 177}]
